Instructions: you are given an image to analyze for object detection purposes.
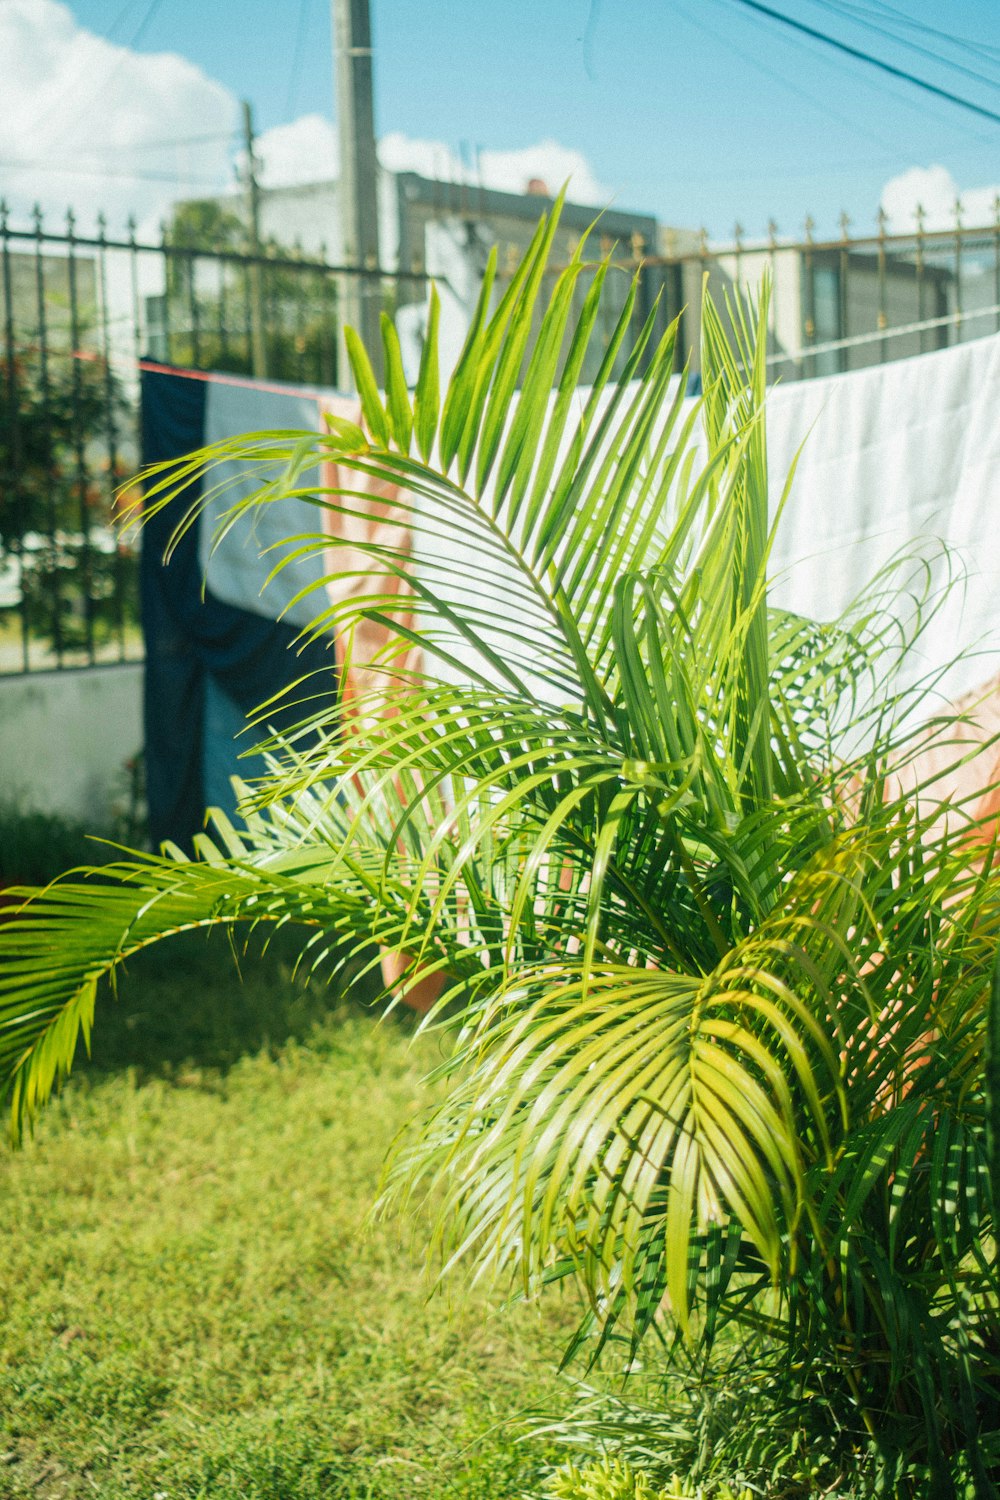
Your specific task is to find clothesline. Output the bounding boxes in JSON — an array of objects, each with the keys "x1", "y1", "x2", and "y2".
[
  {"x1": 15, "y1": 302, "x2": 1000, "y2": 394},
  {"x1": 16, "y1": 346, "x2": 344, "y2": 401},
  {"x1": 766, "y1": 301, "x2": 1000, "y2": 368},
  {"x1": 136, "y1": 328, "x2": 1000, "y2": 845}
]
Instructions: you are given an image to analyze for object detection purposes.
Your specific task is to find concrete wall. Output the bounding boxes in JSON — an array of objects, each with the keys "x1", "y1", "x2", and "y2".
[{"x1": 0, "y1": 664, "x2": 143, "y2": 826}]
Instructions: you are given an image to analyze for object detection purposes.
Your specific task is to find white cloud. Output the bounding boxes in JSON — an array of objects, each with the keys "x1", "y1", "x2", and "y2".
[
  {"x1": 255, "y1": 115, "x2": 339, "y2": 189},
  {"x1": 881, "y1": 164, "x2": 1000, "y2": 234},
  {"x1": 2, "y1": 0, "x2": 608, "y2": 241},
  {"x1": 478, "y1": 140, "x2": 607, "y2": 204},
  {"x1": 257, "y1": 122, "x2": 608, "y2": 207},
  {"x1": 378, "y1": 131, "x2": 607, "y2": 205},
  {"x1": 0, "y1": 0, "x2": 237, "y2": 235},
  {"x1": 378, "y1": 131, "x2": 466, "y2": 185}
]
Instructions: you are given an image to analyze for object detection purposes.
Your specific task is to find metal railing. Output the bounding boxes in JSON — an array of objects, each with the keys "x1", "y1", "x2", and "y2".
[
  {"x1": 0, "y1": 202, "x2": 425, "y2": 675},
  {"x1": 4, "y1": 195, "x2": 1000, "y2": 675},
  {"x1": 514, "y1": 201, "x2": 1000, "y2": 384}
]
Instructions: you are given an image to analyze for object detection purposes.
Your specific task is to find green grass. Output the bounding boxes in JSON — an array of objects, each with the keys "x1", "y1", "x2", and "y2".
[
  {"x1": 0, "y1": 807, "x2": 125, "y2": 889},
  {"x1": 0, "y1": 935, "x2": 579, "y2": 1499}
]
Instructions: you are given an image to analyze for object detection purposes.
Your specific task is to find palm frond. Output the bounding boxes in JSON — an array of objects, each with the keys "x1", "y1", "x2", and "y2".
[{"x1": 3, "y1": 198, "x2": 1000, "y2": 1481}]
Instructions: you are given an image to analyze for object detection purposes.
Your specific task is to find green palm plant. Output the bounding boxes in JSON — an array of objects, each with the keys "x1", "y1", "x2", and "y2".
[{"x1": 2, "y1": 199, "x2": 999, "y2": 1496}]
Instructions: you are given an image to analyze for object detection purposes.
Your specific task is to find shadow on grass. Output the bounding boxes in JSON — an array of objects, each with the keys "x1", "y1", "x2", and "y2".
[
  {"x1": 0, "y1": 801, "x2": 427, "y2": 1092},
  {"x1": 78, "y1": 926, "x2": 400, "y2": 1085}
]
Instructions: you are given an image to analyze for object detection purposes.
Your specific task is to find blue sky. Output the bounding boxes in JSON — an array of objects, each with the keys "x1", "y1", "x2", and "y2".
[{"x1": 10, "y1": 0, "x2": 1000, "y2": 239}]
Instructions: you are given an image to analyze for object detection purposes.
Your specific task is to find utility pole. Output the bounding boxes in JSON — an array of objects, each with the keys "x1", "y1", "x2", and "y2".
[
  {"x1": 241, "y1": 99, "x2": 268, "y2": 379},
  {"x1": 333, "y1": 0, "x2": 382, "y2": 381}
]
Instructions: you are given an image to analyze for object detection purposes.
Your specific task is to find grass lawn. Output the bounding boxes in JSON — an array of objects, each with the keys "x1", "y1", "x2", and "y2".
[{"x1": 0, "y1": 935, "x2": 580, "y2": 1499}]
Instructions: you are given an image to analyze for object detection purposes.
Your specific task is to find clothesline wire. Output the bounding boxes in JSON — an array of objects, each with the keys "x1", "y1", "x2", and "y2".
[
  {"x1": 765, "y1": 300, "x2": 1000, "y2": 366},
  {"x1": 7, "y1": 347, "x2": 345, "y2": 401},
  {"x1": 11, "y1": 303, "x2": 1000, "y2": 392}
]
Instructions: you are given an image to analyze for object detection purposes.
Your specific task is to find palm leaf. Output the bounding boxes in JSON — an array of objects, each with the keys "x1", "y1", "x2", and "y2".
[{"x1": 3, "y1": 201, "x2": 999, "y2": 1480}]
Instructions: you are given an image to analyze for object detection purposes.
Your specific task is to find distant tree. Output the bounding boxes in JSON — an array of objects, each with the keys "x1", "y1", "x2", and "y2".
[
  {"x1": 0, "y1": 351, "x2": 137, "y2": 659},
  {"x1": 160, "y1": 198, "x2": 341, "y2": 385}
]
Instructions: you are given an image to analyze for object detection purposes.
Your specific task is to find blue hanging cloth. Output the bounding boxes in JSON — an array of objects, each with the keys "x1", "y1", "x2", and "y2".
[{"x1": 139, "y1": 364, "x2": 337, "y2": 853}]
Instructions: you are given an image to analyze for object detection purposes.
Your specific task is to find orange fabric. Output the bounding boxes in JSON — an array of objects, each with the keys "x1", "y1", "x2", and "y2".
[
  {"x1": 318, "y1": 397, "x2": 441, "y2": 1012},
  {"x1": 318, "y1": 396, "x2": 424, "y2": 730},
  {"x1": 850, "y1": 670, "x2": 1000, "y2": 1104},
  {"x1": 878, "y1": 670, "x2": 1000, "y2": 851}
]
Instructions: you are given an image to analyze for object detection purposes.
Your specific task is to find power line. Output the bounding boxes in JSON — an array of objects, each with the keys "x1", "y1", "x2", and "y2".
[
  {"x1": 285, "y1": 0, "x2": 313, "y2": 118},
  {"x1": 704, "y1": 0, "x2": 990, "y2": 140},
  {"x1": 674, "y1": 0, "x2": 892, "y2": 154},
  {"x1": 75, "y1": 131, "x2": 240, "y2": 154},
  {"x1": 126, "y1": 0, "x2": 168, "y2": 49},
  {"x1": 96, "y1": 0, "x2": 147, "y2": 42},
  {"x1": 840, "y1": 0, "x2": 1000, "y2": 65},
  {"x1": 802, "y1": 0, "x2": 1000, "y2": 96},
  {"x1": 28, "y1": 0, "x2": 172, "y2": 145},
  {"x1": 722, "y1": 0, "x2": 1000, "y2": 127},
  {"x1": 0, "y1": 157, "x2": 228, "y2": 187}
]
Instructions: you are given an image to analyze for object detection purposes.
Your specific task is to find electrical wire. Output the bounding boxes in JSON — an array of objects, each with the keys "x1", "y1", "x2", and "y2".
[
  {"x1": 582, "y1": 0, "x2": 601, "y2": 81},
  {"x1": 125, "y1": 0, "x2": 167, "y2": 48},
  {"x1": 835, "y1": 0, "x2": 1000, "y2": 65},
  {"x1": 0, "y1": 157, "x2": 229, "y2": 187},
  {"x1": 801, "y1": 0, "x2": 1000, "y2": 95},
  {"x1": 21, "y1": 132, "x2": 239, "y2": 156},
  {"x1": 702, "y1": 0, "x2": 990, "y2": 141},
  {"x1": 285, "y1": 0, "x2": 313, "y2": 118},
  {"x1": 720, "y1": 0, "x2": 1000, "y2": 126},
  {"x1": 93, "y1": 0, "x2": 147, "y2": 43},
  {"x1": 27, "y1": 0, "x2": 173, "y2": 145},
  {"x1": 673, "y1": 0, "x2": 893, "y2": 154}
]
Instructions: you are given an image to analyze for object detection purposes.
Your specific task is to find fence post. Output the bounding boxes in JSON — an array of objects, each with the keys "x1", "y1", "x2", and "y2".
[
  {"x1": 66, "y1": 209, "x2": 95, "y2": 663},
  {"x1": 766, "y1": 219, "x2": 779, "y2": 372},
  {"x1": 127, "y1": 215, "x2": 142, "y2": 367},
  {"x1": 1, "y1": 199, "x2": 30, "y2": 671},
  {"x1": 241, "y1": 100, "x2": 268, "y2": 380},
  {"x1": 96, "y1": 213, "x2": 125, "y2": 660},
  {"x1": 159, "y1": 219, "x2": 174, "y2": 364},
  {"x1": 802, "y1": 215, "x2": 815, "y2": 380},
  {"x1": 914, "y1": 203, "x2": 926, "y2": 355},
  {"x1": 954, "y1": 197, "x2": 964, "y2": 342},
  {"x1": 32, "y1": 203, "x2": 63, "y2": 666},
  {"x1": 876, "y1": 206, "x2": 888, "y2": 365},
  {"x1": 838, "y1": 211, "x2": 851, "y2": 374}
]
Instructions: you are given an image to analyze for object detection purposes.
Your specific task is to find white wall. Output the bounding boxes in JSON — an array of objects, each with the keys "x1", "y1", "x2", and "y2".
[{"x1": 0, "y1": 664, "x2": 143, "y2": 826}]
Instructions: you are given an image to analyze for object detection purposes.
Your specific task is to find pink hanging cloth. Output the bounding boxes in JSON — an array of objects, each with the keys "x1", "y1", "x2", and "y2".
[{"x1": 318, "y1": 395, "x2": 443, "y2": 1013}]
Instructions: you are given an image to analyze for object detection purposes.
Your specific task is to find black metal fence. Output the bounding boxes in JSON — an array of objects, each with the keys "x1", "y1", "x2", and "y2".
[
  {"x1": 0, "y1": 202, "x2": 424, "y2": 675},
  {"x1": 3, "y1": 196, "x2": 999, "y2": 675},
  {"x1": 519, "y1": 204, "x2": 1000, "y2": 385}
]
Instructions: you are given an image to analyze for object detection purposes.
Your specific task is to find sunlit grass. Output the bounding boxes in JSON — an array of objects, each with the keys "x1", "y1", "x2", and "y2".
[{"x1": 0, "y1": 936, "x2": 578, "y2": 1499}]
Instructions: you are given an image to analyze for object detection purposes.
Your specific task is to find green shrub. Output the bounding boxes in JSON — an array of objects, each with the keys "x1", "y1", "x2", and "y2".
[
  {"x1": 2, "y1": 201, "x2": 999, "y2": 1496},
  {"x1": 544, "y1": 1456, "x2": 751, "y2": 1500},
  {"x1": 0, "y1": 803, "x2": 102, "y2": 885}
]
